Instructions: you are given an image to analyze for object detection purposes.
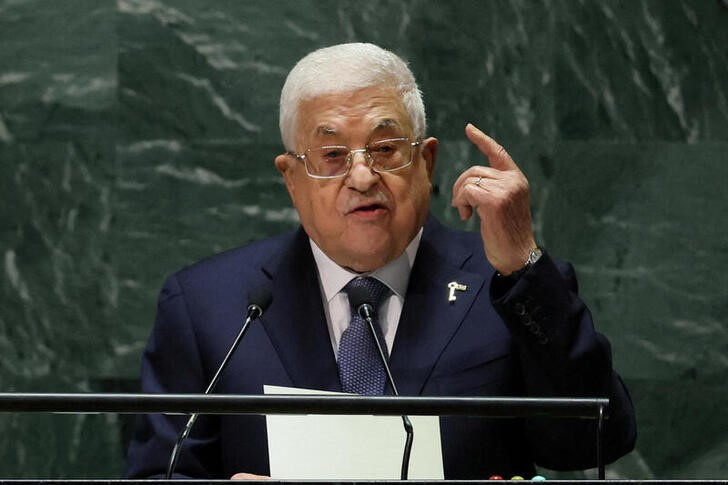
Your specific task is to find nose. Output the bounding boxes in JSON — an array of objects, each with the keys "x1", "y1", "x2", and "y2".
[{"x1": 346, "y1": 150, "x2": 379, "y2": 191}]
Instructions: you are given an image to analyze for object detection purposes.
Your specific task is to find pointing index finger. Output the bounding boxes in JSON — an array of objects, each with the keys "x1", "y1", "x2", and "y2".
[{"x1": 465, "y1": 123, "x2": 518, "y2": 171}]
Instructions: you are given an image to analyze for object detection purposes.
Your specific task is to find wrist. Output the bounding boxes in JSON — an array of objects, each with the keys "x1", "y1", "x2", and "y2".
[{"x1": 499, "y1": 247, "x2": 543, "y2": 279}]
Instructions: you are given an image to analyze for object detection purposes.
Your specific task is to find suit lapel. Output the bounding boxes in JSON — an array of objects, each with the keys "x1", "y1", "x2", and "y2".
[
  {"x1": 257, "y1": 219, "x2": 490, "y2": 396},
  {"x1": 389, "y1": 220, "x2": 488, "y2": 396},
  {"x1": 259, "y1": 229, "x2": 342, "y2": 392}
]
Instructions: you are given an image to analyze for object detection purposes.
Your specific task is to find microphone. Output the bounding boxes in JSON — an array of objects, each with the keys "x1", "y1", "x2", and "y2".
[
  {"x1": 245, "y1": 287, "x2": 273, "y2": 322},
  {"x1": 347, "y1": 285, "x2": 414, "y2": 481},
  {"x1": 166, "y1": 288, "x2": 273, "y2": 479}
]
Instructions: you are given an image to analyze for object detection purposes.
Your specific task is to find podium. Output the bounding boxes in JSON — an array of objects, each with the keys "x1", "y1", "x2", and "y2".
[{"x1": 0, "y1": 393, "x2": 609, "y2": 481}]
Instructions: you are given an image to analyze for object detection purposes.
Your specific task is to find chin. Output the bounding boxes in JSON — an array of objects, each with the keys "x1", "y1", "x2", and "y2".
[
  {"x1": 315, "y1": 225, "x2": 405, "y2": 271},
  {"x1": 344, "y1": 245, "x2": 396, "y2": 273}
]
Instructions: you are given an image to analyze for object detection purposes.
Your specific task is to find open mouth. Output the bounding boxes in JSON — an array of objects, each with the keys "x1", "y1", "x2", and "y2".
[
  {"x1": 348, "y1": 201, "x2": 389, "y2": 217},
  {"x1": 345, "y1": 191, "x2": 391, "y2": 217},
  {"x1": 353, "y1": 203, "x2": 386, "y2": 213}
]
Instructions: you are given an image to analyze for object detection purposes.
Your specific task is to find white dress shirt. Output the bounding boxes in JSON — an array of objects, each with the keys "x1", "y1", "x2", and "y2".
[{"x1": 309, "y1": 228, "x2": 423, "y2": 358}]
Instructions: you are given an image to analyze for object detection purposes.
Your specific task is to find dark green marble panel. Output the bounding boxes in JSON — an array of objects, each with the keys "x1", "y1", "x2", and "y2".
[
  {"x1": 555, "y1": 0, "x2": 728, "y2": 141},
  {"x1": 541, "y1": 141, "x2": 728, "y2": 478},
  {"x1": 542, "y1": 142, "x2": 727, "y2": 374},
  {"x1": 0, "y1": 0, "x2": 122, "y2": 478},
  {"x1": 0, "y1": 0, "x2": 726, "y2": 479}
]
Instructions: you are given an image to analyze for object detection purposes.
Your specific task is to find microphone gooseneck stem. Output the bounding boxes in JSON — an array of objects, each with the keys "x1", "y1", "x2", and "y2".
[
  {"x1": 166, "y1": 413, "x2": 198, "y2": 479},
  {"x1": 165, "y1": 310, "x2": 258, "y2": 479},
  {"x1": 400, "y1": 415, "x2": 414, "y2": 480},
  {"x1": 361, "y1": 307, "x2": 414, "y2": 481},
  {"x1": 205, "y1": 311, "x2": 258, "y2": 395},
  {"x1": 362, "y1": 306, "x2": 399, "y2": 396}
]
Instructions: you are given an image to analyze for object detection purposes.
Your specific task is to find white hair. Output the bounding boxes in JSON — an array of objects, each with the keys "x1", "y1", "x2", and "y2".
[{"x1": 279, "y1": 43, "x2": 427, "y2": 151}]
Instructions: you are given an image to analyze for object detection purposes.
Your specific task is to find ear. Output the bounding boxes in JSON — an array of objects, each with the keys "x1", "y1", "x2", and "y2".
[
  {"x1": 275, "y1": 153, "x2": 297, "y2": 199},
  {"x1": 420, "y1": 137, "x2": 439, "y2": 180}
]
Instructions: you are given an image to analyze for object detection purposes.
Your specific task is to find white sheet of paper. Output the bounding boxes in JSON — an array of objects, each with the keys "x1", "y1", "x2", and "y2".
[{"x1": 264, "y1": 385, "x2": 444, "y2": 480}]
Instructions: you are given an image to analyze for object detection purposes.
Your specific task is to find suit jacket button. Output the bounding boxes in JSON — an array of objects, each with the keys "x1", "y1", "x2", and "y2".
[{"x1": 514, "y1": 302, "x2": 526, "y2": 315}]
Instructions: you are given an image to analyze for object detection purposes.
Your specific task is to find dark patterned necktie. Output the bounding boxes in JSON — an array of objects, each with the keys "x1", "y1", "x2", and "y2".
[{"x1": 338, "y1": 277, "x2": 391, "y2": 395}]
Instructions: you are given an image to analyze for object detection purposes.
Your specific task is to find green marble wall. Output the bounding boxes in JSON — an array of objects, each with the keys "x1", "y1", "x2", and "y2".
[{"x1": 1, "y1": 0, "x2": 726, "y2": 479}]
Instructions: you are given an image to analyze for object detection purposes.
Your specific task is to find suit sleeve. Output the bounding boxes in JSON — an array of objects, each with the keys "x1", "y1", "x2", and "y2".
[
  {"x1": 490, "y1": 251, "x2": 637, "y2": 470},
  {"x1": 125, "y1": 273, "x2": 222, "y2": 478}
]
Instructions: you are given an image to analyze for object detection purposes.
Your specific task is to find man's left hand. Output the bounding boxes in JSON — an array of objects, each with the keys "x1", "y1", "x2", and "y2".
[{"x1": 451, "y1": 123, "x2": 537, "y2": 276}]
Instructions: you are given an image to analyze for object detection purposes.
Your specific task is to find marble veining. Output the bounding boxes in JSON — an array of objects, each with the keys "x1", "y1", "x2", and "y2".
[{"x1": 0, "y1": 0, "x2": 726, "y2": 479}]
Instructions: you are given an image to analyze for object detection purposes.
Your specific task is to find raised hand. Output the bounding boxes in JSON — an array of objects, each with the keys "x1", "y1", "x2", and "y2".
[{"x1": 451, "y1": 123, "x2": 537, "y2": 276}]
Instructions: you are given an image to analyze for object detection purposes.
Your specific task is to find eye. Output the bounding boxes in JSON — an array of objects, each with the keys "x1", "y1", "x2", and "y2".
[
  {"x1": 370, "y1": 141, "x2": 400, "y2": 156},
  {"x1": 319, "y1": 147, "x2": 349, "y2": 163}
]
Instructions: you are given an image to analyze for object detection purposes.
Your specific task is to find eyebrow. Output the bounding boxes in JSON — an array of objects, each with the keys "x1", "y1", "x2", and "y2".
[
  {"x1": 315, "y1": 125, "x2": 337, "y2": 136},
  {"x1": 313, "y1": 119, "x2": 404, "y2": 137},
  {"x1": 373, "y1": 119, "x2": 402, "y2": 132}
]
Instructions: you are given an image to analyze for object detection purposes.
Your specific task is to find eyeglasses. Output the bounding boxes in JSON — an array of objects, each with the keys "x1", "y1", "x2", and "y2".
[{"x1": 288, "y1": 137, "x2": 421, "y2": 179}]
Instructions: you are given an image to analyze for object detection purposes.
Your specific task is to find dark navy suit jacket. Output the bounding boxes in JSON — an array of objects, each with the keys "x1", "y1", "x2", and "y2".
[{"x1": 126, "y1": 216, "x2": 636, "y2": 479}]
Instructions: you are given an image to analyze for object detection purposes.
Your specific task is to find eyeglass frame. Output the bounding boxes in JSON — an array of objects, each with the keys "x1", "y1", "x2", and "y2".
[{"x1": 286, "y1": 137, "x2": 422, "y2": 180}]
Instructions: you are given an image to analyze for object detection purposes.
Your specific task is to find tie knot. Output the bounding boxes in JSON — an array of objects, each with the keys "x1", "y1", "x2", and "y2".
[{"x1": 344, "y1": 277, "x2": 390, "y2": 311}]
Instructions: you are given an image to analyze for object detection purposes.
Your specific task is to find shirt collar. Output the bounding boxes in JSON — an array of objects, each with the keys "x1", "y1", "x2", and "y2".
[{"x1": 310, "y1": 227, "x2": 423, "y2": 302}]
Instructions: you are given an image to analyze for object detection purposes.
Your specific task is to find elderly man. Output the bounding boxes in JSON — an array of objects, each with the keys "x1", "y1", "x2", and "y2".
[{"x1": 126, "y1": 43, "x2": 636, "y2": 480}]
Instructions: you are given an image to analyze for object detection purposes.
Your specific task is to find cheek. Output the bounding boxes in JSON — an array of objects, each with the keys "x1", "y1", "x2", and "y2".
[
  {"x1": 295, "y1": 184, "x2": 342, "y2": 227},
  {"x1": 401, "y1": 173, "x2": 432, "y2": 210}
]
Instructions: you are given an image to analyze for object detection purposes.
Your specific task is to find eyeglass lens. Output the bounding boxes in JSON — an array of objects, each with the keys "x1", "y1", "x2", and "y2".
[{"x1": 306, "y1": 138, "x2": 412, "y2": 177}]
